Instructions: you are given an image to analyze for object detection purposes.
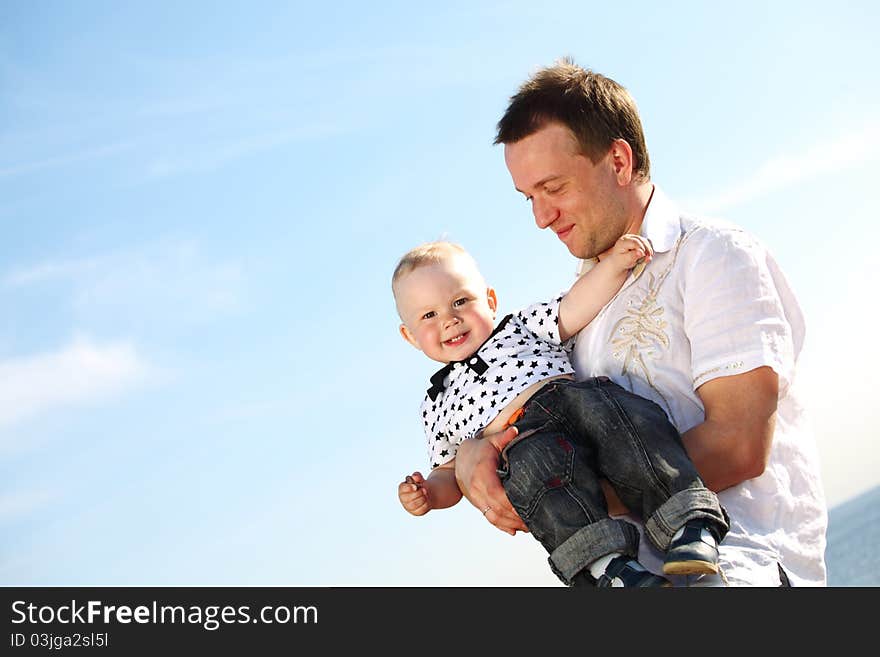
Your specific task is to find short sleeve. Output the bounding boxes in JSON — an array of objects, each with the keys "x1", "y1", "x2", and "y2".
[
  {"x1": 682, "y1": 225, "x2": 805, "y2": 397},
  {"x1": 426, "y1": 431, "x2": 457, "y2": 469},
  {"x1": 515, "y1": 293, "x2": 568, "y2": 347},
  {"x1": 421, "y1": 399, "x2": 457, "y2": 469}
]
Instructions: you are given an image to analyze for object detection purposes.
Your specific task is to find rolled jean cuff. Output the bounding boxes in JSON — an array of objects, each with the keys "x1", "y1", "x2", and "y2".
[
  {"x1": 548, "y1": 518, "x2": 640, "y2": 585},
  {"x1": 644, "y1": 488, "x2": 729, "y2": 551}
]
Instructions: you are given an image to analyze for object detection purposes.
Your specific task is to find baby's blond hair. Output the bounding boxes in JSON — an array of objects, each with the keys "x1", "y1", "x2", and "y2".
[
  {"x1": 391, "y1": 240, "x2": 474, "y2": 290},
  {"x1": 391, "y1": 241, "x2": 487, "y2": 321}
]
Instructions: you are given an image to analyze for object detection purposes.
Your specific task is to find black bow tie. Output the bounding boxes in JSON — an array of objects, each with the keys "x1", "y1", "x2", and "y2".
[
  {"x1": 427, "y1": 354, "x2": 489, "y2": 401},
  {"x1": 424, "y1": 314, "x2": 513, "y2": 401}
]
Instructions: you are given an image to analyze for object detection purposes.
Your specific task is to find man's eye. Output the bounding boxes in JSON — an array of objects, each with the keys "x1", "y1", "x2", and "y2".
[
  {"x1": 546, "y1": 185, "x2": 562, "y2": 195},
  {"x1": 422, "y1": 311, "x2": 436, "y2": 320}
]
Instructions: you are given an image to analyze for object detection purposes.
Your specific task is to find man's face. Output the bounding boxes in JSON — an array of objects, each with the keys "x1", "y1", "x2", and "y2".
[{"x1": 504, "y1": 122, "x2": 629, "y2": 260}]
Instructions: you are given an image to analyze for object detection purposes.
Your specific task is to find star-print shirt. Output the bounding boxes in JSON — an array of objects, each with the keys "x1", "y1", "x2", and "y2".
[{"x1": 421, "y1": 294, "x2": 574, "y2": 469}]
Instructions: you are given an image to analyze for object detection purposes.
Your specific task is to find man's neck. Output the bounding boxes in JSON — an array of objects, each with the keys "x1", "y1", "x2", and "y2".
[
  {"x1": 580, "y1": 182, "x2": 656, "y2": 272},
  {"x1": 624, "y1": 181, "x2": 655, "y2": 235}
]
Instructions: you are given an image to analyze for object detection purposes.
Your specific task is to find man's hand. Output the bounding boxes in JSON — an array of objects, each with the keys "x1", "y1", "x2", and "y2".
[{"x1": 454, "y1": 426, "x2": 528, "y2": 535}]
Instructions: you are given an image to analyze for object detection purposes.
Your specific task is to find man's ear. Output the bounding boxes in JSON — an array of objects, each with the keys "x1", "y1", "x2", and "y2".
[
  {"x1": 399, "y1": 323, "x2": 421, "y2": 351},
  {"x1": 487, "y1": 287, "x2": 498, "y2": 318},
  {"x1": 609, "y1": 138, "x2": 634, "y2": 186}
]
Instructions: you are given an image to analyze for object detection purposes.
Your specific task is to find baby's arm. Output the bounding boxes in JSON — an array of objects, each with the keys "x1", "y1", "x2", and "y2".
[
  {"x1": 557, "y1": 234, "x2": 652, "y2": 341},
  {"x1": 397, "y1": 461, "x2": 462, "y2": 516}
]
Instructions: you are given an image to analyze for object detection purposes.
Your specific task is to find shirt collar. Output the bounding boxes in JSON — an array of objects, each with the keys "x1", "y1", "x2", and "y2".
[{"x1": 639, "y1": 185, "x2": 681, "y2": 254}]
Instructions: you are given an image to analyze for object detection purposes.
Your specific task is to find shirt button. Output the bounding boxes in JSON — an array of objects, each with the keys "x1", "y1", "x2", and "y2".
[{"x1": 469, "y1": 358, "x2": 478, "y2": 365}]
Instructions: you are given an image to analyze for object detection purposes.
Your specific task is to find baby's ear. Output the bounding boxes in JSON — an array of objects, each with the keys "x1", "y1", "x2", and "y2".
[
  {"x1": 487, "y1": 287, "x2": 498, "y2": 316},
  {"x1": 399, "y1": 323, "x2": 421, "y2": 351}
]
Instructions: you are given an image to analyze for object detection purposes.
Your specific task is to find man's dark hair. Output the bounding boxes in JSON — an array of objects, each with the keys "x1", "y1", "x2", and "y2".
[{"x1": 495, "y1": 57, "x2": 650, "y2": 180}]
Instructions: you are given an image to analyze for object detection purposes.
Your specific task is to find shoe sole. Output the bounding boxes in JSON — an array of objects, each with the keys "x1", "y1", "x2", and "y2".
[{"x1": 662, "y1": 560, "x2": 720, "y2": 576}]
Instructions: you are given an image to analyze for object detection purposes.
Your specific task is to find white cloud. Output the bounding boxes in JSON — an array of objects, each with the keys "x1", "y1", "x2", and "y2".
[
  {"x1": 684, "y1": 121, "x2": 880, "y2": 214},
  {"x1": 143, "y1": 124, "x2": 344, "y2": 179},
  {"x1": 3, "y1": 240, "x2": 244, "y2": 325},
  {"x1": 2, "y1": 257, "x2": 100, "y2": 287},
  {"x1": 0, "y1": 338, "x2": 149, "y2": 429},
  {"x1": 0, "y1": 141, "x2": 136, "y2": 179}
]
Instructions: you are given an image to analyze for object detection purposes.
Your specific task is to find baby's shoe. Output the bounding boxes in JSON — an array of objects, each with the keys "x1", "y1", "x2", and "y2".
[
  {"x1": 591, "y1": 554, "x2": 671, "y2": 588},
  {"x1": 663, "y1": 520, "x2": 720, "y2": 576}
]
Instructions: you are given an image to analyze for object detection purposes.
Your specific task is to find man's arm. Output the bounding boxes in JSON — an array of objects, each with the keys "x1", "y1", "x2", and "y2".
[
  {"x1": 682, "y1": 365, "x2": 778, "y2": 491},
  {"x1": 602, "y1": 366, "x2": 778, "y2": 516}
]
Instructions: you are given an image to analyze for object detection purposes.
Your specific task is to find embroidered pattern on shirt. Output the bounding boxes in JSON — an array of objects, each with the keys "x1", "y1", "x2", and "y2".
[
  {"x1": 694, "y1": 360, "x2": 746, "y2": 387},
  {"x1": 608, "y1": 231, "x2": 694, "y2": 420}
]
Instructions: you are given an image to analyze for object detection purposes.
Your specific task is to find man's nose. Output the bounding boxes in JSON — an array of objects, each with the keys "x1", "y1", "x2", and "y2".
[{"x1": 533, "y1": 196, "x2": 558, "y2": 229}]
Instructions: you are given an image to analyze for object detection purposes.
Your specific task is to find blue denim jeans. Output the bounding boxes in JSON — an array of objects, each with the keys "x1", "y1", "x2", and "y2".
[{"x1": 498, "y1": 377, "x2": 729, "y2": 586}]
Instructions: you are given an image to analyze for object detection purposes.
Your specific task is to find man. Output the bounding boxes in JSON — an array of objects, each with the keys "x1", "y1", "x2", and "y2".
[{"x1": 454, "y1": 58, "x2": 827, "y2": 586}]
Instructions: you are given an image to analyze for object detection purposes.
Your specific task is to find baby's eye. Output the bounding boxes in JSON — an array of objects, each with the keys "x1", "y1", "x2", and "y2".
[
  {"x1": 453, "y1": 298, "x2": 468, "y2": 307},
  {"x1": 422, "y1": 311, "x2": 436, "y2": 320}
]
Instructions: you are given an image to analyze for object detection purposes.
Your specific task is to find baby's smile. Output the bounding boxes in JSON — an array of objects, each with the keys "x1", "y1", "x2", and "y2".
[{"x1": 444, "y1": 332, "x2": 469, "y2": 347}]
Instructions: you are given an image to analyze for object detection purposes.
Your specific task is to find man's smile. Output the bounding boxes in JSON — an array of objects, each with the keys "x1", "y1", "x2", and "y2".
[{"x1": 555, "y1": 224, "x2": 574, "y2": 243}]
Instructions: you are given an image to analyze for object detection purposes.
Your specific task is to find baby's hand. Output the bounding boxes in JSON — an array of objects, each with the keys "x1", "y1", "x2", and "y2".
[
  {"x1": 398, "y1": 471, "x2": 431, "y2": 516},
  {"x1": 611, "y1": 234, "x2": 653, "y2": 272}
]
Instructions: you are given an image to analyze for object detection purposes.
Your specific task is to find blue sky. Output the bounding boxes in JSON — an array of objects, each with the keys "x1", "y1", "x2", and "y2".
[{"x1": 2, "y1": 1, "x2": 878, "y2": 586}]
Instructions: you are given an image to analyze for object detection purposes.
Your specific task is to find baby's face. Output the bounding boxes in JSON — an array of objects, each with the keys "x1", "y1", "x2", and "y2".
[{"x1": 396, "y1": 256, "x2": 497, "y2": 364}]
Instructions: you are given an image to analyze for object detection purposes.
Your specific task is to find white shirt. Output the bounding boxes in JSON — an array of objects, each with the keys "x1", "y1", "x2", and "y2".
[
  {"x1": 421, "y1": 297, "x2": 572, "y2": 468},
  {"x1": 571, "y1": 187, "x2": 827, "y2": 586}
]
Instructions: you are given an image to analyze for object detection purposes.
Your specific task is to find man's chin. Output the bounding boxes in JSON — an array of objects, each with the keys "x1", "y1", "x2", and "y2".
[{"x1": 565, "y1": 242, "x2": 593, "y2": 260}]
